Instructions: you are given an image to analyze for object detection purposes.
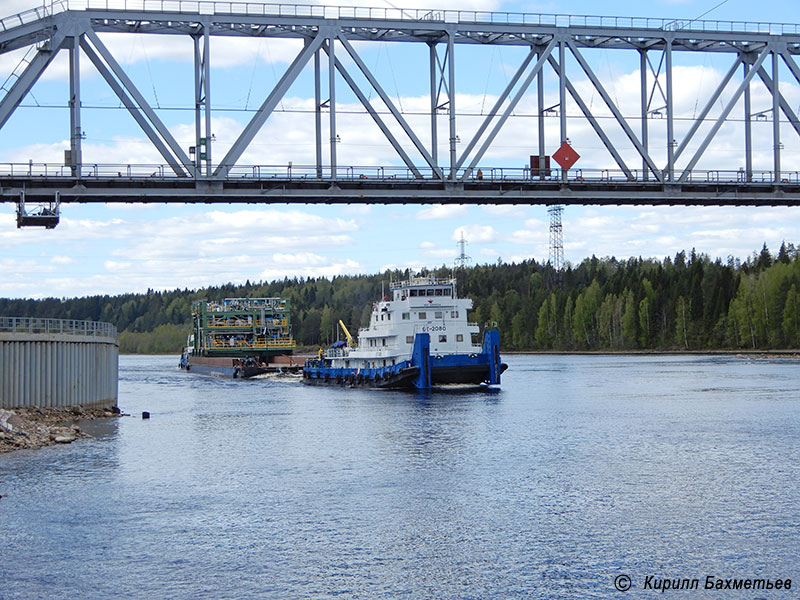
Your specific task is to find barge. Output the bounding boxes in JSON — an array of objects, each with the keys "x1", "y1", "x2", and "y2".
[{"x1": 179, "y1": 297, "x2": 297, "y2": 378}]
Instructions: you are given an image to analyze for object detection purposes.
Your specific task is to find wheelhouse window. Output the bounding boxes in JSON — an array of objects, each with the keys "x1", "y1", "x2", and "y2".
[
  {"x1": 410, "y1": 289, "x2": 418, "y2": 297},
  {"x1": 402, "y1": 312, "x2": 410, "y2": 320},
  {"x1": 434, "y1": 311, "x2": 443, "y2": 319},
  {"x1": 426, "y1": 289, "x2": 435, "y2": 296},
  {"x1": 439, "y1": 335, "x2": 447, "y2": 343},
  {"x1": 406, "y1": 336, "x2": 414, "y2": 343},
  {"x1": 456, "y1": 334, "x2": 464, "y2": 342},
  {"x1": 419, "y1": 312, "x2": 427, "y2": 319}
]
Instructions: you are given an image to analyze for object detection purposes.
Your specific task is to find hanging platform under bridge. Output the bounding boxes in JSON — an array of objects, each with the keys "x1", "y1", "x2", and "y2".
[{"x1": 2, "y1": 2, "x2": 800, "y2": 227}]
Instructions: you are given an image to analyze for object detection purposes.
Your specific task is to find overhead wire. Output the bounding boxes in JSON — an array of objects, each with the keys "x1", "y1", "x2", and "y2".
[
  {"x1": 244, "y1": 38, "x2": 263, "y2": 111},
  {"x1": 139, "y1": 36, "x2": 160, "y2": 109},
  {"x1": 15, "y1": 100, "x2": 775, "y2": 124}
]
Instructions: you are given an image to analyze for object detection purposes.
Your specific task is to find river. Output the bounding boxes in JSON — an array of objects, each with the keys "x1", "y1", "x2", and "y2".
[{"x1": 1, "y1": 354, "x2": 798, "y2": 598}]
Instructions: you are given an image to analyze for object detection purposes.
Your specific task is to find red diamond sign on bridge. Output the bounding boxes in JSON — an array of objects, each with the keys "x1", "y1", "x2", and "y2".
[{"x1": 552, "y1": 141, "x2": 580, "y2": 170}]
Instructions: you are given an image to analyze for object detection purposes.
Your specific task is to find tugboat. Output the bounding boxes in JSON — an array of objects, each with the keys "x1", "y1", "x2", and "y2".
[
  {"x1": 303, "y1": 275, "x2": 507, "y2": 389},
  {"x1": 179, "y1": 297, "x2": 296, "y2": 378}
]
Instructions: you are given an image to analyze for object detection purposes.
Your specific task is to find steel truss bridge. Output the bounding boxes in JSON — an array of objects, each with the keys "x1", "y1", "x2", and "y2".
[{"x1": 2, "y1": 1, "x2": 800, "y2": 227}]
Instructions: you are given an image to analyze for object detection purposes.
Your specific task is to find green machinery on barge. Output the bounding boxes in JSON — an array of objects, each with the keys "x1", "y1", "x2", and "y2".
[{"x1": 180, "y1": 297, "x2": 296, "y2": 378}]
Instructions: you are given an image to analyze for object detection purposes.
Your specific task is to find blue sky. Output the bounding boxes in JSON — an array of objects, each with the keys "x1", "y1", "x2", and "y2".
[{"x1": 2, "y1": 0, "x2": 800, "y2": 298}]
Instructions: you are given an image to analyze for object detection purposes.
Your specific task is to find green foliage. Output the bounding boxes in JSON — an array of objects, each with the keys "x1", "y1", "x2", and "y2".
[
  {"x1": 2, "y1": 244, "x2": 800, "y2": 352},
  {"x1": 118, "y1": 323, "x2": 190, "y2": 354}
]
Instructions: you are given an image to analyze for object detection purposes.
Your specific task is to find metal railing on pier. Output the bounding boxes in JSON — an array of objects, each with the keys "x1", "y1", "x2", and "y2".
[{"x1": 0, "y1": 317, "x2": 117, "y2": 338}]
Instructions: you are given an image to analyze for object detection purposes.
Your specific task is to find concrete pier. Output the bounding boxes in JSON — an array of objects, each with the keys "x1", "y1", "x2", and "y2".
[{"x1": 0, "y1": 318, "x2": 118, "y2": 409}]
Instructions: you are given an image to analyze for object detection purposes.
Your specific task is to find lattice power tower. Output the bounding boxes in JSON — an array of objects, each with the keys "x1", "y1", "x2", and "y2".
[
  {"x1": 548, "y1": 205, "x2": 565, "y2": 274},
  {"x1": 455, "y1": 232, "x2": 472, "y2": 270}
]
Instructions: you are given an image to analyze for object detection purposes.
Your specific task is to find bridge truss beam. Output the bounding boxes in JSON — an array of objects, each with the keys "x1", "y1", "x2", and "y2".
[{"x1": 1, "y1": 2, "x2": 800, "y2": 213}]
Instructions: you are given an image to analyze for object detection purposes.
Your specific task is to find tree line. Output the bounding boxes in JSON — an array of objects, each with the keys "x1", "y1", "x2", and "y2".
[{"x1": 1, "y1": 243, "x2": 798, "y2": 353}]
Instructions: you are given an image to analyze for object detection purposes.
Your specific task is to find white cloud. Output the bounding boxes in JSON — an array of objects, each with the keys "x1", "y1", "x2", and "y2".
[
  {"x1": 104, "y1": 260, "x2": 132, "y2": 272},
  {"x1": 452, "y1": 225, "x2": 498, "y2": 243},
  {"x1": 417, "y1": 205, "x2": 469, "y2": 220},
  {"x1": 482, "y1": 205, "x2": 528, "y2": 218}
]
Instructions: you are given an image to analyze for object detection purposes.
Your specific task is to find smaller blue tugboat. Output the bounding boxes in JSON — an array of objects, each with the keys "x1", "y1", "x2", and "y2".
[{"x1": 302, "y1": 275, "x2": 507, "y2": 390}]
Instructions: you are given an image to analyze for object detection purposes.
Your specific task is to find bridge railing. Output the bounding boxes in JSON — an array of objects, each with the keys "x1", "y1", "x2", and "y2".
[
  {"x1": 2, "y1": 1, "x2": 800, "y2": 36},
  {"x1": 1, "y1": 162, "x2": 799, "y2": 185},
  {"x1": 0, "y1": 317, "x2": 117, "y2": 338}
]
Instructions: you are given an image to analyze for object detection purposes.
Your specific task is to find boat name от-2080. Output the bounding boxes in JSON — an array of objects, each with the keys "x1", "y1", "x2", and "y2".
[{"x1": 303, "y1": 275, "x2": 507, "y2": 389}]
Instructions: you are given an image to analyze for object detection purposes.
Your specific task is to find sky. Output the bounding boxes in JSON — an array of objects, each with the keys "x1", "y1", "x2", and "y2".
[{"x1": 2, "y1": 0, "x2": 800, "y2": 299}]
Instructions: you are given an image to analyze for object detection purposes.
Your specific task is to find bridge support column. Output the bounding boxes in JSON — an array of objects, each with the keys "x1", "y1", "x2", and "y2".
[
  {"x1": 744, "y1": 59, "x2": 753, "y2": 183},
  {"x1": 68, "y1": 35, "x2": 82, "y2": 175},
  {"x1": 665, "y1": 38, "x2": 675, "y2": 182},
  {"x1": 314, "y1": 48, "x2": 323, "y2": 178},
  {"x1": 447, "y1": 30, "x2": 456, "y2": 179},
  {"x1": 429, "y1": 42, "x2": 438, "y2": 168},
  {"x1": 193, "y1": 27, "x2": 212, "y2": 176},
  {"x1": 640, "y1": 49, "x2": 648, "y2": 181},
  {"x1": 558, "y1": 39, "x2": 567, "y2": 183},
  {"x1": 538, "y1": 47, "x2": 545, "y2": 180},
  {"x1": 772, "y1": 49, "x2": 781, "y2": 183},
  {"x1": 328, "y1": 31, "x2": 337, "y2": 178}
]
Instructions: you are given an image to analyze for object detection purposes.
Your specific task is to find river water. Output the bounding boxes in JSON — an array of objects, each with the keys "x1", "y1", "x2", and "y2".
[{"x1": 0, "y1": 354, "x2": 798, "y2": 598}]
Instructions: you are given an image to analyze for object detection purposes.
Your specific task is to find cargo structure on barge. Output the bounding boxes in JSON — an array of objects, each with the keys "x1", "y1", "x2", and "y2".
[{"x1": 179, "y1": 297, "x2": 296, "y2": 378}]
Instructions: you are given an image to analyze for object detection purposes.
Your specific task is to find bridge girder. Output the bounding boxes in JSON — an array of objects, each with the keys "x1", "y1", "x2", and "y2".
[{"x1": 2, "y1": 2, "x2": 800, "y2": 214}]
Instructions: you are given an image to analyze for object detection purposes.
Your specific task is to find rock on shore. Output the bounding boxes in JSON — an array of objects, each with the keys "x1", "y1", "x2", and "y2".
[{"x1": 0, "y1": 406, "x2": 121, "y2": 453}]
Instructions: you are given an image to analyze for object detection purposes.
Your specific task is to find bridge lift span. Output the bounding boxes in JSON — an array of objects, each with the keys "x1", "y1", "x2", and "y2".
[{"x1": 2, "y1": 1, "x2": 800, "y2": 227}]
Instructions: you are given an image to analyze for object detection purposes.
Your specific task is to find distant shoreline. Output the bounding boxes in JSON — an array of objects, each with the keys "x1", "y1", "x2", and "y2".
[
  {"x1": 503, "y1": 349, "x2": 800, "y2": 358},
  {"x1": 120, "y1": 349, "x2": 800, "y2": 359}
]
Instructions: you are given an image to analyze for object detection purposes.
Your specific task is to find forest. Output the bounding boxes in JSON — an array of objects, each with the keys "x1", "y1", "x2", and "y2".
[{"x1": 1, "y1": 243, "x2": 799, "y2": 354}]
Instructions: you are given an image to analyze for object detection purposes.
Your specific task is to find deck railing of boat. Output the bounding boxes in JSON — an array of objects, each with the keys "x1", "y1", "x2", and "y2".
[
  {"x1": 208, "y1": 337, "x2": 296, "y2": 349},
  {"x1": 389, "y1": 277, "x2": 455, "y2": 289},
  {"x1": 325, "y1": 346, "x2": 401, "y2": 358}
]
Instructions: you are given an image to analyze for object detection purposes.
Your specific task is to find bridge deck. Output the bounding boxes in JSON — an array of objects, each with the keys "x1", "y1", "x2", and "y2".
[{"x1": 2, "y1": 165, "x2": 799, "y2": 206}]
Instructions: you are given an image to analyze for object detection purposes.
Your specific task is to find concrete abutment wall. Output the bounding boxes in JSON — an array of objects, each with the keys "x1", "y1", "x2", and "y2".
[{"x1": 0, "y1": 319, "x2": 118, "y2": 409}]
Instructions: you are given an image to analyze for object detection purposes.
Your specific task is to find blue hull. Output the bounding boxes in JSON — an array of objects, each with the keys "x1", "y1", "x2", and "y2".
[{"x1": 303, "y1": 330, "x2": 507, "y2": 390}]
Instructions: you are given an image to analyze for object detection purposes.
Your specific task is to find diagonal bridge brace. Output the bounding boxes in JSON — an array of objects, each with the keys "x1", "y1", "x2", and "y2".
[
  {"x1": 458, "y1": 38, "x2": 557, "y2": 181},
  {"x1": 0, "y1": 28, "x2": 68, "y2": 130},
  {"x1": 215, "y1": 30, "x2": 326, "y2": 178},
  {"x1": 546, "y1": 54, "x2": 634, "y2": 180},
  {"x1": 454, "y1": 47, "x2": 536, "y2": 174},
  {"x1": 336, "y1": 35, "x2": 443, "y2": 180},
  {"x1": 321, "y1": 40, "x2": 424, "y2": 179},
  {"x1": 672, "y1": 54, "x2": 744, "y2": 165},
  {"x1": 678, "y1": 45, "x2": 771, "y2": 182},
  {"x1": 81, "y1": 29, "x2": 194, "y2": 178},
  {"x1": 755, "y1": 63, "x2": 800, "y2": 141},
  {"x1": 567, "y1": 39, "x2": 662, "y2": 182}
]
